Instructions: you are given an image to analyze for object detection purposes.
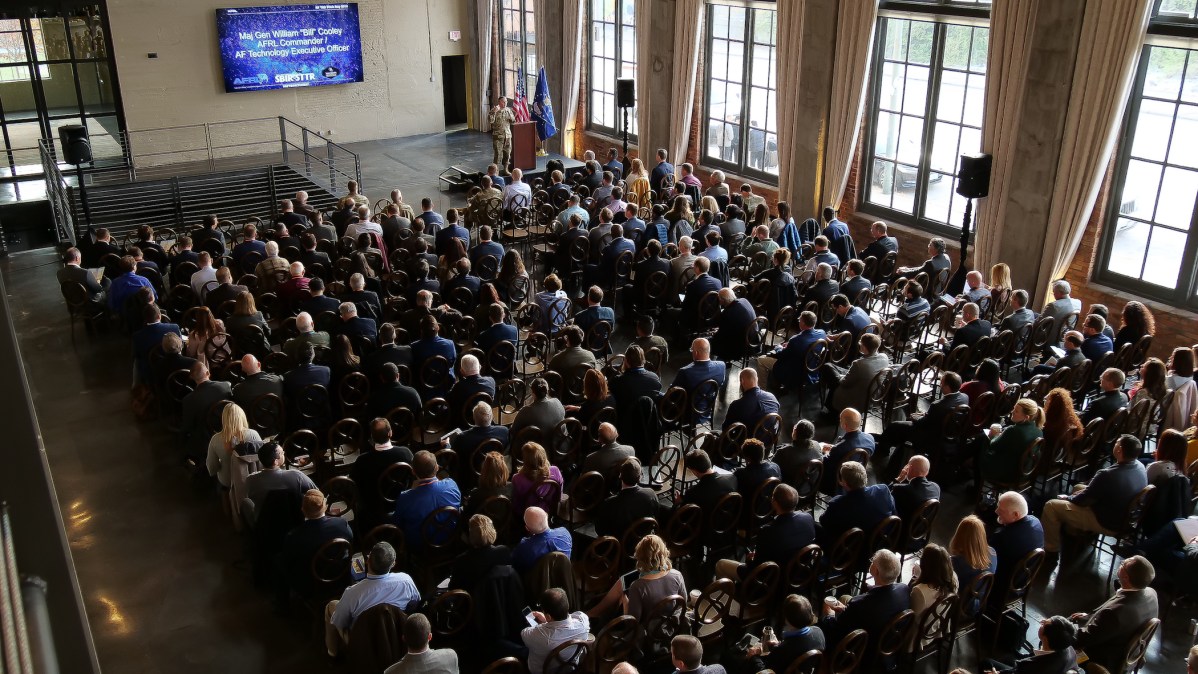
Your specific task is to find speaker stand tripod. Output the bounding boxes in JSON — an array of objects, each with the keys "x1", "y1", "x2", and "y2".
[
  {"x1": 946, "y1": 197, "x2": 973, "y2": 296},
  {"x1": 620, "y1": 106, "x2": 630, "y2": 169}
]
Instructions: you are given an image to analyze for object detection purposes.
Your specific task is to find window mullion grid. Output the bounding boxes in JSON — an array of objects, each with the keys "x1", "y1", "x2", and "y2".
[
  {"x1": 738, "y1": 9, "x2": 753, "y2": 172},
  {"x1": 915, "y1": 22, "x2": 947, "y2": 227}
]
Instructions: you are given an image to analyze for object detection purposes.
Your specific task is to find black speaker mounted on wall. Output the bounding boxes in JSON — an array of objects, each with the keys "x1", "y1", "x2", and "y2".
[
  {"x1": 956, "y1": 153, "x2": 992, "y2": 199},
  {"x1": 58, "y1": 124, "x2": 92, "y2": 165},
  {"x1": 616, "y1": 78, "x2": 635, "y2": 109}
]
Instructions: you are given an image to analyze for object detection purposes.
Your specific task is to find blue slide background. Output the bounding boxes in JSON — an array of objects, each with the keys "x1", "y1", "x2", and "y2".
[{"x1": 216, "y1": 4, "x2": 364, "y2": 93}]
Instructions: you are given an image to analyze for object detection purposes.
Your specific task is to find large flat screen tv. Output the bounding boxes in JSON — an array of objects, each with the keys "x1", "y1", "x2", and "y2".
[{"x1": 216, "y1": 3, "x2": 364, "y2": 93}]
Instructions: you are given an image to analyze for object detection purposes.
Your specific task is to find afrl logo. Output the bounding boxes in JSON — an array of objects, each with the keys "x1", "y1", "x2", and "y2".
[{"x1": 275, "y1": 72, "x2": 316, "y2": 83}]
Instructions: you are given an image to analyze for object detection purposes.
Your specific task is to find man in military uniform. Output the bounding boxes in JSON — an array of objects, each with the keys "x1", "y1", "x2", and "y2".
[{"x1": 490, "y1": 97, "x2": 516, "y2": 174}]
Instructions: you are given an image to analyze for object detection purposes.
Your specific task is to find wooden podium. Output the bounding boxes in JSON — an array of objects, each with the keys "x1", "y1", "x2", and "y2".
[{"x1": 511, "y1": 121, "x2": 538, "y2": 171}]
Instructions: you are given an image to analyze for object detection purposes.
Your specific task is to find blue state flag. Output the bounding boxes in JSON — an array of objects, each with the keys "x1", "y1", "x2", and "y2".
[{"x1": 532, "y1": 66, "x2": 557, "y2": 141}]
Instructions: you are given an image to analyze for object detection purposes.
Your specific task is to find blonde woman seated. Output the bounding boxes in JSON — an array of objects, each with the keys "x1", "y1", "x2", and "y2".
[
  {"x1": 204, "y1": 402, "x2": 262, "y2": 489},
  {"x1": 978, "y1": 398, "x2": 1045, "y2": 486},
  {"x1": 585, "y1": 534, "x2": 685, "y2": 624}
]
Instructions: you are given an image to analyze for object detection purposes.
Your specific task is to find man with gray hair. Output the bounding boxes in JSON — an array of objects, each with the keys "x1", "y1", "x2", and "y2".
[
  {"x1": 384, "y1": 612, "x2": 459, "y2": 673},
  {"x1": 447, "y1": 353, "x2": 496, "y2": 427},
  {"x1": 277, "y1": 260, "x2": 310, "y2": 309},
  {"x1": 988, "y1": 491, "x2": 1043, "y2": 607},
  {"x1": 254, "y1": 240, "x2": 290, "y2": 290},
  {"x1": 325, "y1": 541, "x2": 421, "y2": 658},
  {"x1": 346, "y1": 207, "x2": 382, "y2": 240},
  {"x1": 512, "y1": 506, "x2": 572, "y2": 574},
  {"x1": 803, "y1": 262, "x2": 841, "y2": 307},
  {"x1": 582, "y1": 422, "x2": 635, "y2": 480},
  {"x1": 669, "y1": 235, "x2": 698, "y2": 295},
  {"x1": 1072, "y1": 555, "x2": 1159, "y2": 673},
  {"x1": 818, "y1": 460, "x2": 896, "y2": 548},
  {"x1": 293, "y1": 190, "x2": 318, "y2": 221},
  {"x1": 345, "y1": 272, "x2": 383, "y2": 321},
  {"x1": 336, "y1": 300, "x2": 378, "y2": 343},
  {"x1": 1041, "y1": 279, "x2": 1083, "y2": 347},
  {"x1": 283, "y1": 311, "x2": 331, "y2": 359},
  {"x1": 821, "y1": 548, "x2": 909, "y2": 662},
  {"x1": 450, "y1": 400, "x2": 509, "y2": 465}
]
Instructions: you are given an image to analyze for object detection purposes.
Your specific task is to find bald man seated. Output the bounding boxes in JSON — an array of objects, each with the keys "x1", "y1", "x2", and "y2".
[
  {"x1": 581, "y1": 422, "x2": 635, "y2": 480},
  {"x1": 888, "y1": 455, "x2": 940, "y2": 535}
]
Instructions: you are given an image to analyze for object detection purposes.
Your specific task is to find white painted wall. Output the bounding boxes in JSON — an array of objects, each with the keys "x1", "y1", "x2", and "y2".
[{"x1": 106, "y1": 0, "x2": 470, "y2": 143}]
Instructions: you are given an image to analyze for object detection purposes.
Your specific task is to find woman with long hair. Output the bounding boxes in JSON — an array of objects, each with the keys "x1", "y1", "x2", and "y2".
[
  {"x1": 665, "y1": 194, "x2": 695, "y2": 227},
  {"x1": 511, "y1": 442, "x2": 563, "y2": 515},
  {"x1": 1042, "y1": 387, "x2": 1083, "y2": 461},
  {"x1": 979, "y1": 398, "x2": 1045, "y2": 485},
  {"x1": 949, "y1": 515, "x2": 997, "y2": 589},
  {"x1": 184, "y1": 306, "x2": 225, "y2": 364},
  {"x1": 225, "y1": 290, "x2": 270, "y2": 339},
  {"x1": 909, "y1": 543, "x2": 958, "y2": 645},
  {"x1": 1115, "y1": 301, "x2": 1156, "y2": 350},
  {"x1": 960, "y1": 358, "x2": 1005, "y2": 404},
  {"x1": 1148, "y1": 429, "x2": 1189, "y2": 483},
  {"x1": 438, "y1": 237, "x2": 468, "y2": 283},
  {"x1": 474, "y1": 281, "x2": 510, "y2": 326},
  {"x1": 586, "y1": 534, "x2": 686, "y2": 623},
  {"x1": 1167, "y1": 346, "x2": 1196, "y2": 391},
  {"x1": 496, "y1": 249, "x2": 529, "y2": 303},
  {"x1": 1129, "y1": 357, "x2": 1168, "y2": 403},
  {"x1": 988, "y1": 262, "x2": 1012, "y2": 293},
  {"x1": 349, "y1": 251, "x2": 382, "y2": 293},
  {"x1": 567, "y1": 368, "x2": 615, "y2": 423},
  {"x1": 329, "y1": 333, "x2": 361, "y2": 389},
  {"x1": 625, "y1": 157, "x2": 650, "y2": 205},
  {"x1": 204, "y1": 403, "x2": 261, "y2": 488},
  {"x1": 448, "y1": 514, "x2": 513, "y2": 590},
  {"x1": 465, "y1": 451, "x2": 513, "y2": 515},
  {"x1": 750, "y1": 202, "x2": 770, "y2": 233}
]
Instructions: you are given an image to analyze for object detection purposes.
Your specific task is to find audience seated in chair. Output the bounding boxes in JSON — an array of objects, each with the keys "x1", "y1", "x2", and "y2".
[{"x1": 325, "y1": 541, "x2": 420, "y2": 659}]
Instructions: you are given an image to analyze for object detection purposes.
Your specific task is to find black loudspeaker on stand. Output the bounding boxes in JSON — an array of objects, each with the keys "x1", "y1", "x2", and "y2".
[
  {"x1": 946, "y1": 152, "x2": 992, "y2": 295},
  {"x1": 617, "y1": 78, "x2": 635, "y2": 170},
  {"x1": 58, "y1": 124, "x2": 94, "y2": 228}
]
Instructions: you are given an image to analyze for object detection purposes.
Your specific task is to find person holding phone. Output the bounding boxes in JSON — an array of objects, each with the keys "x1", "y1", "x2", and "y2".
[
  {"x1": 585, "y1": 535, "x2": 685, "y2": 624},
  {"x1": 981, "y1": 615, "x2": 1078, "y2": 674}
]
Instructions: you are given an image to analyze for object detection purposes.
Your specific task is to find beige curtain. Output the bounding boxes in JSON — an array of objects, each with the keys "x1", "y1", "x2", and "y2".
[
  {"x1": 973, "y1": 0, "x2": 1037, "y2": 272},
  {"x1": 668, "y1": 0, "x2": 705, "y2": 171},
  {"x1": 634, "y1": 0, "x2": 655, "y2": 160},
  {"x1": 819, "y1": 0, "x2": 879, "y2": 209},
  {"x1": 775, "y1": 0, "x2": 806, "y2": 208},
  {"x1": 1036, "y1": 0, "x2": 1152, "y2": 303},
  {"x1": 560, "y1": 0, "x2": 585, "y2": 157},
  {"x1": 468, "y1": 0, "x2": 493, "y2": 132}
]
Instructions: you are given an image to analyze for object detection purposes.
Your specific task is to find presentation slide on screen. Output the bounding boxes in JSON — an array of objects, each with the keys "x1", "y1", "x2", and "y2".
[{"x1": 216, "y1": 3, "x2": 364, "y2": 93}]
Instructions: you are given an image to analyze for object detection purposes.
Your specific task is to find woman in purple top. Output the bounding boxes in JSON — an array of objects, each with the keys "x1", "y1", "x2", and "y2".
[{"x1": 511, "y1": 442, "x2": 563, "y2": 517}]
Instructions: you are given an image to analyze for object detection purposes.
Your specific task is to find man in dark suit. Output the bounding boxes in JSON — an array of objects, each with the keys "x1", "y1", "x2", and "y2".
[
  {"x1": 621, "y1": 203, "x2": 646, "y2": 245},
  {"x1": 821, "y1": 206, "x2": 856, "y2": 265},
  {"x1": 1073, "y1": 555, "x2": 1160, "y2": 673},
  {"x1": 203, "y1": 267, "x2": 248, "y2": 311},
  {"x1": 875, "y1": 372, "x2": 968, "y2": 480},
  {"x1": 150, "y1": 332, "x2": 197, "y2": 396},
  {"x1": 550, "y1": 213, "x2": 588, "y2": 277},
  {"x1": 405, "y1": 259, "x2": 441, "y2": 305},
  {"x1": 588, "y1": 223, "x2": 635, "y2": 288},
  {"x1": 333, "y1": 302, "x2": 378, "y2": 344},
  {"x1": 820, "y1": 549, "x2": 909, "y2": 660},
  {"x1": 840, "y1": 259, "x2": 872, "y2": 304},
  {"x1": 574, "y1": 286, "x2": 616, "y2": 344},
  {"x1": 231, "y1": 224, "x2": 267, "y2": 266},
  {"x1": 132, "y1": 304, "x2": 181, "y2": 384},
  {"x1": 582, "y1": 422, "x2": 636, "y2": 480},
  {"x1": 679, "y1": 448, "x2": 737, "y2": 512},
  {"x1": 475, "y1": 304, "x2": 518, "y2": 366},
  {"x1": 830, "y1": 294, "x2": 872, "y2": 346},
  {"x1": 1041, "y1": 434, "x2": 1148, "y2": 571},
  {"x1": 370, "y1": 363, "x2": 423, "y2": 419},
  {"x1": 179, "y1": 362, "x2": 230, "y2": 460},
  {"x1": 547, "y1": 326, "x2": 598, "y2": 379},
  {"x1": 447, "y1": 354, "x2": 496, "y2": 426},
  {"x1": 819, "y1": 408, "x2": 876, "y2": 495},
  {"x1": 167, "y1": 236, "x2": 200, "y2": 274},
  {"x1": 410, "y1": 316, "x2": 457, "y2": 400},
  {"x1": 945, "y1": 302, "x2": 993, "y2": 351},
  {"x1": 719, "y1": 483, "x2": 815, "y2": 582},
  {"x1": 443, "y1": 258, "x2": 481, "y2": 307},
  {"x1": 232, "y1": 354, "x2": 284, "y2": 410},
  {"x1": 897, "y1": 237, "x2": 951, "y2": 282},
  {"x1": 680, "y1": 256, "x2": 722, "y2": 332},
  {"x1": 889, "y1": 455, "x2": 941, "y2": 535},
  {"x1": 758, "y1": 311, "x2": 826, "y2": 391},
  {"x1": 469, "y1": 225, "x2": 505, "y2": 271},
  {"x1": 710, "y1": 288, "x2": 756, "y2": 361},
  {"x1": 1082, "y1": 368, "x2": 1129, "y2": 424},
  {"x1": 650, "y1": 149, "x2": 674, "y2": 193},
  {"x1": 999, "y1": 289, "x2": 1037, "y2": 335},
  {"x1": 626, "y1": 238, "x2": 670, "y2": 316},
  {"x1": 610, "y1": 345, "x2": 663, "y2": 424},
  {"x1": 379, "y1": 204, "x2": 411, "y2": 244},
  {"x1": 434, "y1": 209, "x2": 470, "y2": 256},
  {"x1": 277, "y1": 199, "x2": 309, "y2": 229},
  {"x1": 818, "y1": 460, "x2": 896, "y2": 548},
  {"x1": 282, "y1": 343, "x2": 331, "y2": 402},
  {"x1": 363, "y1": 323, "x2": 413, "y2": 384},
  {"x1": 296, "y1": 277, "x2": 340, "y2": 318},
  {"x1": 595, "y1": 458, "x2": 658, "y2": 538},
  {"x1": 859, "y1": 220, "x2": 899, "y2": 263},
  {"x1": 988, "y1": 492, "x2": 1044, "y2": 607},
  {"x1": 298, "y1": 233, "x2": 333, "y2": 271},
  {"x1": 1032, "y1": 330, "x2": 1086, "y2": 376},
  {"x1": 278, "y1": 489, "x2": 354, "y2": 599},
  {"x1": 88, "y1": 227, "x2": 123, "y2": 269},
  {"x1": 673, "y1": 337, "x2": 728, "y2": 393},
  {"x1": 581, "y1": 160, "x2": 603, "y2": 192},
  {"x1": 450, "y1": 401, "x2": 510, "y2": 461},
  {"x1": 58, "y1": 246, "x2": 108, "y2": 310},
  {"x1": 350, "y1": 418, "x2": 415, "y2": 530},
  {"x1": 722, "y1": 368, "x2": 780, "y2": 432},
  {"x1": 190, "y1": 215, "x2": 226, "y2": 257}
]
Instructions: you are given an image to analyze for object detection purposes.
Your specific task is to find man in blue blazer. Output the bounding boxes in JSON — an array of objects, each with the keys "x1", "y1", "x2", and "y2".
[
  {"x1": 132, "y1": 304, "x2": 180, "y2": 383},
  {"x1": 674, "y1": 337, "x2": 728, "y2": 392},
  {"x1": 821, "y1": 549, "x2": 909, "y2": 661},
  {"x1": 817, "y1": 460, "x2": 896, "y2": 548},
  {"x1": 722, "y1": 368, "x2": 780, "y2": 432},
  {"x1": 820, "y1": 408, "x2": 876, "y2": 495},
  {"x1": 282, "y1": 343, "x2": 332, "y2": 400},
  {"x1": 603, "y1": 148, "x2": 624, "y2": 180},
  {"x1": 434, "y1": 209, "x2": 469, "y2": 256},
  {"x1": 650, "y1": 148, "x2": 674, "y2": 193},
  {"x1": 451, "y1": 401, "x2": 510, "y2": 461},
  {"x1": 621, "y1": 204, "x2": 646, "y2": 248},
  {"x1": 715, "y1": 482, "x2": 814, "y2": 581},
  {"x1": 820, "y1": 206, "x2": 856, "y2": 265},
  {"x1": 710, "y1": 288, "x2": 756, "y2": 361},
  {"x1": 410, "y1": 315, "x2": 457, "y2": 400},
  {"x1": 442, "y1": 259, "x2": 481, "y2": 305},
  {"x1": 830, "y1": 294, "x2": 872, "y2": 345},
  {"x1": 758, "y1": 311, "x2": 826, "y2": 391},
  {"x1": 681, "y1": 257, "x2": 722, "y2": 332},
  {"x1": 279, "y1": 489, "x2": 354, "y2": 599},
  {"x1": 589, "y1": 223, "x2": 635, "y2": 287},
  {"x1": 334, "y1": 302, "x2": 377, "y2": 344},
  {"x1": 988, "y1": 491, "x2": 1044, "y2": 608},
  {"x1": 1080, "y1": 313, "x2": 1115, "y2": 362},
  {"x1": 574, "y1": 286, "x2": 616, "y2": 344},
  {"x1": 468, "y1": 225, "x2": 505, "y2": 271},
  {"x1": 476, "y1": 304, "x2": 518, "y2": 368},
  {"x1": 447, "y1": 354, "x2": 496, "y2": 427}
]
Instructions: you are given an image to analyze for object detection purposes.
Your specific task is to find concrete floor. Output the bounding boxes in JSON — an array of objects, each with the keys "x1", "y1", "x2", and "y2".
[{"x1": 2, "y1": 130, "x2": 1191, "y2": 673}]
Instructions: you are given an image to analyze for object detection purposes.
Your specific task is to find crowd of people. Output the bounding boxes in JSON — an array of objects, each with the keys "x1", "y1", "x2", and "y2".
[{"x1": 55, "y1": 151, "x2": 1198, "y2": 674}]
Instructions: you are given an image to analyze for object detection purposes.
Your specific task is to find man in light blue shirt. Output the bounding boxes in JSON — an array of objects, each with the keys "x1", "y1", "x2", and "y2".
[
  {"x1": 700, "y1": 230, "x2": 728, "y2": 264},
  {"x1": 325, "y1": 542, "x2": 420, "y2": 657},
  {"x1": 556, "y1": 194, "x2": 591, "y2": 230},
  {"x1": 512, "y1": 506, "x2": 572, "y2": 574}
]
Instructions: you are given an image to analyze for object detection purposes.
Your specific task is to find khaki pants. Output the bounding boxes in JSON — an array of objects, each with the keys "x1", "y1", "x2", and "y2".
[
  {"x1": 493, "y1": 134, "x2": 512, "y2": 172},
  {"x1": 1041, "y1": 498, "x2": 1104, "y2": 553},
  {"x1": 715, "y1": 558, "x2": 744, "y2": 580},
  {"x1": 756, "y1": 355, "x2": 778, "y2": 385},
  {"x1": 324, "y1": 599, "x2": 348, "y2": 656}
]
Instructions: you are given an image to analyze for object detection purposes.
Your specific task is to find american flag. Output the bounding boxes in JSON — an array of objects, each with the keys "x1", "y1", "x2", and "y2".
[{"x1": 513, "y1": 67, "x2": 531, "y2": 123}]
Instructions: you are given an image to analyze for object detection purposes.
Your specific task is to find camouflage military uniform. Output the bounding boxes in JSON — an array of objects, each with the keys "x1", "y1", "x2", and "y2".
[{"x1": 489, "y1": 105, "x2": 516, "y2": 172}]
